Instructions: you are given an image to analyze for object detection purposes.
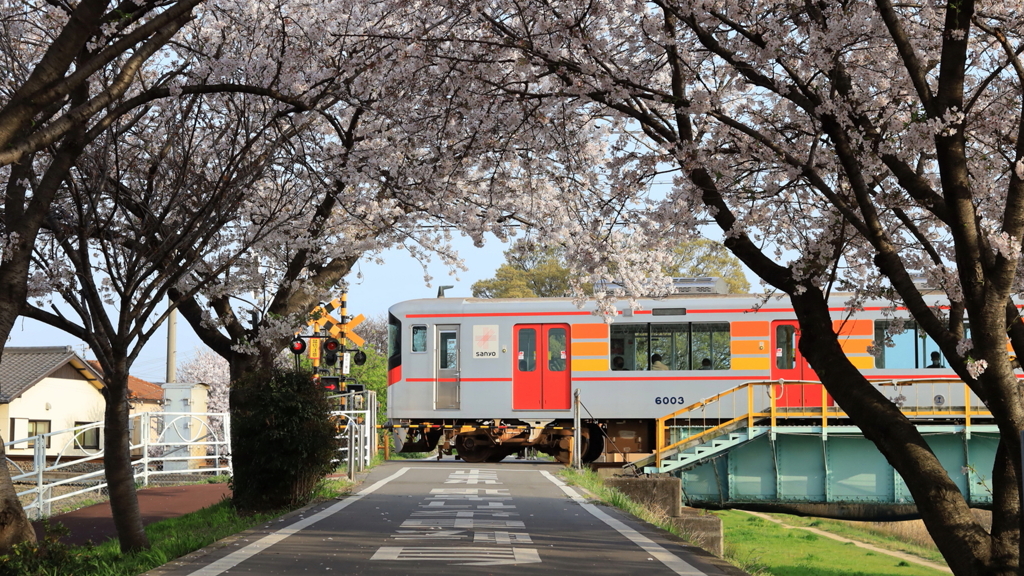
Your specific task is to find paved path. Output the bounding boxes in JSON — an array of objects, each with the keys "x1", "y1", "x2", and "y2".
[
  {"x1": 32, "y1": 483, "x2": 232, "y2": 547},
  {"x1": 742, "y1": 511, "x2": 952, "y2": 574},
  {"x1": 147, "y1": 461, "x2": 748, "y2": 576}
]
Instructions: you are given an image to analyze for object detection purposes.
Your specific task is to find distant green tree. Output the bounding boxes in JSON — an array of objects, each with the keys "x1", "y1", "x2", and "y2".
[
  {"x1": 349, "y1": 344, "x2": 387, "y2": 425},
  {"x1": 473, "y1": 238, "x2": 750, "y2": 297},
  {"x1": 471, "y1": 244, "x2": 572, "y2": 298},
  {"x1": 665, "y1": 239, "x2": 750, "y2": 294}
]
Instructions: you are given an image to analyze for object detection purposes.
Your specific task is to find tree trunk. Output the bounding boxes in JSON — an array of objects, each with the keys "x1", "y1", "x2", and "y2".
[
  {"x1": 0, "y1": 196, "x2": 52, "y2": 552},
  {"x1": 791, "y1": 289, "x2": 1015, "y2": 575},
  {"x1": 0, "y1": 432, "x2": 36, "y2": 553},
  {"x1": 103, "y1": 368, "x2": 149, "y2": 553}
]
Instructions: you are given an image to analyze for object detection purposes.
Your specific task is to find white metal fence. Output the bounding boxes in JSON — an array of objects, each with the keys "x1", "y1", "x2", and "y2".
[
  {"x1": 330, "y1": 390, "x2": 377, "y2": 479},
  {"x1": 7, "y1": 411, "x2": 231, "y2": 520},
  {"x1": 7, "y1": 391, "x2": 377, "y2": 520}
]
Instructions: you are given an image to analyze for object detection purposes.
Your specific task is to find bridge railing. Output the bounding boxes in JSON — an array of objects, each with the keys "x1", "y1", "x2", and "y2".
[{"x1": 653, "y1": 379, "x2": 990, "y2": 469}]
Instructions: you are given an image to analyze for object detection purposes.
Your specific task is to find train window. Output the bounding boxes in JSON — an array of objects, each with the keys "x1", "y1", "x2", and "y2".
[
  {"x1": 388, "y1": 313, "x2": 401, "y2": 365},
  {"x1": 548, "y1": 328, "x2": 567, "y2": 371},
  {"x1": 610, "y1": 324, "x2": 648, "y2": 370},
  {"x1": 873, "y1": 320, "x2": 955, "y2": 368},
  {"x1": 411, "y1": 325, "x2": 427, "y2": 353},
  {"x1": 612, "y1": 322, "x2": 730, "y2": 370},
  {"x1": 439, "y1": 331, "x2": 458, "y2": 370},
  {"x1": 692, "y1": 323, "x2": 731, "y2": 369},
  {"x1": 518, "y1": 329, "x2": 537, "y2": 372},
  {"x1": 776, "y1": 325, "x2": 796, "y2": 369}
]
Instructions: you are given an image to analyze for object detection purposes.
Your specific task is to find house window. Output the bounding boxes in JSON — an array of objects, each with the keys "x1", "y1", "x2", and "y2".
[
  {"x1": 27, "y1": 420, "x2": 51, "y2": 449},
  {"x1": 74, "y1": 422, "x2": 100, "y2": 450}
]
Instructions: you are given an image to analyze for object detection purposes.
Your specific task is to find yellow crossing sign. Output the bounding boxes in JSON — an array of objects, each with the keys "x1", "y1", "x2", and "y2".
[{"x1": 306, "y1": 296, "x2": 366, "y2": 347}]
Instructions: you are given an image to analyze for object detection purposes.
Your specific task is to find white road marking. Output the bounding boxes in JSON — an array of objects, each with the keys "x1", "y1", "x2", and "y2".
[
  {"x1": 375, "y1": 472, "x2": 540, "y2": 566},
  {"x1": 400, "y1": 518, "x2": 526, "y2": 528},
  {"x1": 186, "y1": 467, "x2": 410, "y2": 576},
  {"x1": 539, "y1": 470, "x2": 708, "y2": 576},
  {"x1": 392, "y1": 529, "x2": 469, "y2": 540},
  {"x1": 372, "y1": 546, "x2": 542, "y2": 566},
  {"x1": 474, "y1": 531, "x2": 533, "y2": 544}
]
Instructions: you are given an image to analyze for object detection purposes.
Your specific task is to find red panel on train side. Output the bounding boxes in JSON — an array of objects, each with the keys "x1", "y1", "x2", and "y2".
[
  {"x1": 541, "y1": 325, "x2": 571, "y2": 409},
  {"x1": 513, "y1": 324, "x2": 571, "y2": 410},
  {"x1": 513, "y1": 325, "x2": 543, "y2": 409},
  {"x1": 771, "y1": 320, "x2": 833, "y2": 408}
]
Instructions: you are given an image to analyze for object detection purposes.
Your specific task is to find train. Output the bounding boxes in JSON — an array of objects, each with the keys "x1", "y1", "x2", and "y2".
[{"x1": 385, "y1": 280, "x2": 968, "y2": 464}]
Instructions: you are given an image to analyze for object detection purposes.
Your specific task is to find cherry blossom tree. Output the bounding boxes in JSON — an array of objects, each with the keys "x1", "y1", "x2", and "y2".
[
  {"x1": 23, "y1": 89, "x2": 301, "y2": 552},
  {"x1": 168, "y1": 1, "x2": 607, "y2": 385},
  {"x1": 436, "y1": 1, "x2": 1024, "y2": 573},
  {"x1": 177, "y1": 347, "x2": 230, "y2": 413},
  {"x1": 0, "y1": 0, "x2": 211, "y2": 551}
]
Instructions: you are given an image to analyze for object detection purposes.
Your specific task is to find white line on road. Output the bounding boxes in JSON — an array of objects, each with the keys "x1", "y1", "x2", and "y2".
[
  {"x1": 539, "y1": 470, "x2": 708, "y2": 576},
  {"x1": 187, "y1": 467, "x2": 411, "y2": 576}
]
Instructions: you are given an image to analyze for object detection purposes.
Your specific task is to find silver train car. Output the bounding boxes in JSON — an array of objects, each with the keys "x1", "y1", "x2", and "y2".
[{"x1": 386, "y1": 291, "x2": 969, "y2": 463}]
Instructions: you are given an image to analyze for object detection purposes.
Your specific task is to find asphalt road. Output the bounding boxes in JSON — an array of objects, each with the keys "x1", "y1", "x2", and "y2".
[{"x1": 148, "y1": 460, "x2": 746, "y2": 576}]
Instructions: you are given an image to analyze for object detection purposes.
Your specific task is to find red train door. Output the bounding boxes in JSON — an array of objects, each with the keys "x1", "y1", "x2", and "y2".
[
  {"x1": 771, "y1": 320, "x2": 831, "y2": 407},
  {"x1": 513, "y1": 324, "x2": 570, "y2": 410}
]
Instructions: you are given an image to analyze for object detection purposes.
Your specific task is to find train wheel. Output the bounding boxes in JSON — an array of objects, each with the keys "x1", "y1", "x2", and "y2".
[
  {"x1": 553, "y1": 435, "x2": 589, "y2": 464},
  {"x1": 582, "y1": 424, "x2": 605, "y2": 463},
  {"x1": 455, "y1": 435, "x2": 492, "y2": 463}
]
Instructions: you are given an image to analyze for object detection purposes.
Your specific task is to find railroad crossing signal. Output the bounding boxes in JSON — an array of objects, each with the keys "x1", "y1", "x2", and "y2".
[{"x1": 307, "y1": 296, "x2": 366, "y2": 347}]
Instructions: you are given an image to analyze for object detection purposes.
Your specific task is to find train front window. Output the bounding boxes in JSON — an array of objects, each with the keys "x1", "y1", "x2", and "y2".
[
  {"x1": 388, "y1": 313, "x2": 401, "y2": 363},
  {"x1": 411, "y1": 325, "x2": 427, "y2": 353}
]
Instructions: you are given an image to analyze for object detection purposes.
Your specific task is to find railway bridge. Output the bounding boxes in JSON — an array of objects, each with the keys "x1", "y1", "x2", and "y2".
[{"x1": 632, "y1": 379, "x2": 997, "y2": 519}]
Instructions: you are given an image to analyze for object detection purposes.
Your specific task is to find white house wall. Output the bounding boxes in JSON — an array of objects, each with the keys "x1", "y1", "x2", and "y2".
[{"x1": 7, "y1": 377, "x2": 105, "y2": 457}]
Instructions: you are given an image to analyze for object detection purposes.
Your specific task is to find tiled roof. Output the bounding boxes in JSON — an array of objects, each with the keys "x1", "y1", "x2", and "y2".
[
  {"x1": 86, "y1": 361, "x2": 163, "y2": 401},
  {"x1": 0, "y1": 347, "x2": 103, "y2": 403}
]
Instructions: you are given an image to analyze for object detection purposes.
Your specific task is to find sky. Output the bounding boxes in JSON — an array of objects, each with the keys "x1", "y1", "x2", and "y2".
[{"x1": 6, "y1": 235, "x2": 508, "y2": 383}]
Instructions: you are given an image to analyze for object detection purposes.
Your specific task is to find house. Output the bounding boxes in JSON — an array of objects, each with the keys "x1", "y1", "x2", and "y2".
[
  {"x1": 0, "y1": 347, "x2": 170, "y2": 458},
  {"x1": 0, "y1": 347, "x2": 106, "y2": 457}
]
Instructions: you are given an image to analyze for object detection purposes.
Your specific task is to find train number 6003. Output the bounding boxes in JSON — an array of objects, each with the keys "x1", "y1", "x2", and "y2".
[{"x1": 655, "y1": 396, "x2": 685, "y2": 405}]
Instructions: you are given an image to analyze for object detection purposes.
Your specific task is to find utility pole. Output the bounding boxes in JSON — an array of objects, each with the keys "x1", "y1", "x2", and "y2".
[{"x1": 166, "y1": 305, "x2": 177, "y2": 383}]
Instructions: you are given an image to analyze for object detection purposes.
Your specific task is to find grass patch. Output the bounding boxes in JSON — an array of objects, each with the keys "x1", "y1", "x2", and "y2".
[
  {"x1": 717, "y1": 510, "x2": 950, "y2": 576},
  {"x1": 766, "y1": 514, "x2": 946, "y2": 565},
  {"x1": 556, "y1": 468, "x2": 950, "y2": 576}
]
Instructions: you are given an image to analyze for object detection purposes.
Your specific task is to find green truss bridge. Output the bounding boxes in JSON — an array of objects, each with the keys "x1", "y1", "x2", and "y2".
[{"x1": 632, "y1": 380, "x2": 997, "y2": 519}]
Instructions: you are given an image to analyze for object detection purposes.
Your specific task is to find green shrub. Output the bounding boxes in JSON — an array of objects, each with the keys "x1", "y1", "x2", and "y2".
[
  {"x1": 230, "y1": 369, "x2": 341, "y2": 512},
  {"x1": 0, "y1": 522, "x2": 100, "y2": 576}
]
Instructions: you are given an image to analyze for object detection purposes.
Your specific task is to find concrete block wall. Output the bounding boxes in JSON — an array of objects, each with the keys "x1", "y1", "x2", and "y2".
[{"x1": 602, "y1": 475, "x2": 724, "y2": 558}]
